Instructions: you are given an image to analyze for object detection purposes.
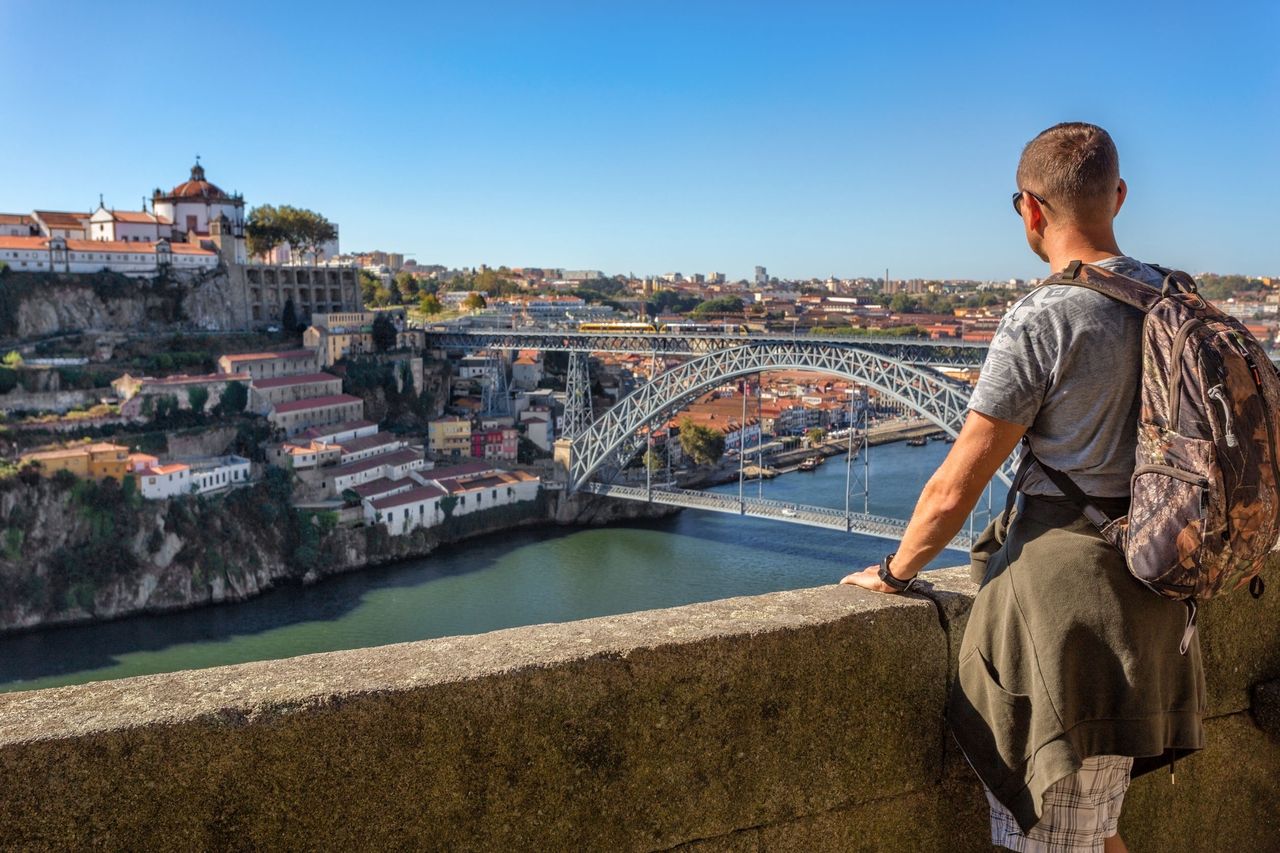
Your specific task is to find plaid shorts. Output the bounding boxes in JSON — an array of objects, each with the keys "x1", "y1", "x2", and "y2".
[{"x1": 987, "y1": 755, "x2": 1134, "y2": 853}]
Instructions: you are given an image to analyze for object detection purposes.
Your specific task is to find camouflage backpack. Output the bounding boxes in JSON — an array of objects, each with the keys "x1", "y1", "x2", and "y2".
[{"x1": 1026, "y1": 261, "x2": 1280, "y2": 636}]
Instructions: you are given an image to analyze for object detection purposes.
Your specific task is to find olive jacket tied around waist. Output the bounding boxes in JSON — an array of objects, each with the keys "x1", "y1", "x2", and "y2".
[{"x1": 945, "y1": 494, "x2": 1206, "y2": 833}]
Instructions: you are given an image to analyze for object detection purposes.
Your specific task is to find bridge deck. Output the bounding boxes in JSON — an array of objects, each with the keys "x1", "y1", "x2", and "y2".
[
  {"x1": 425, "y1": 328, "x2": 989, "y2": 366},
  {"x1": 583, "y1": 482, "x2": 974, "y2": 551}
]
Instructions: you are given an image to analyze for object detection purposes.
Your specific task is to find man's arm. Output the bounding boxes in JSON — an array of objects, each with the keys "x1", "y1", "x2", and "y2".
[{"x1": 840, "y1": 410, "x2": 1026, "y2": 593}]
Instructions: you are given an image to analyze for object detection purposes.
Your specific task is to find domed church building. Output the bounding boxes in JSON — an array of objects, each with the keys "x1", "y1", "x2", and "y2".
[{"x1": 151, "y1": 159, "x2": 246, "y2": 263}]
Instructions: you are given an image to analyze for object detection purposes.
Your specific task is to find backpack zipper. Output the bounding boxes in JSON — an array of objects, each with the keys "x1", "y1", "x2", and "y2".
[
  {"x1": 1207, "y1": 385, "x2": 1237, "y2": 447},
  {"x1": 1168, "y1": 318, "x2": 1204, "y2": 432},
  {"x1": 1131, "y1": 464, "x2": 1209, "y2": 487}
]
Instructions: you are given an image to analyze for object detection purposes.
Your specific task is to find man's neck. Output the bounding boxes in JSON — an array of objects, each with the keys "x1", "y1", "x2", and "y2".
[{"x1": 1043, "y1": 229, "x2": 1124, "y2": 273}]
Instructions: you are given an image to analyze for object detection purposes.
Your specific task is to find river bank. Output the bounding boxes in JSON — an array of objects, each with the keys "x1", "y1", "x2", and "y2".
[
  {"x1": 0, "y1": 440, "x2": 973, "y2": 693},
  {"x1": 0, "y1": 474, "x2": 676, "y2": 636}
]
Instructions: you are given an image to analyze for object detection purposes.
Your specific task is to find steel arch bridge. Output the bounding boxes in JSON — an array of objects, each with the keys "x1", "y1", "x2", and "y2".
[
  {"x1": 563, "y1": 340, "x2": 1013, "y2": 491},
  {"x1": 425, "y1": 328, "x2": 990, "y2": 368}
]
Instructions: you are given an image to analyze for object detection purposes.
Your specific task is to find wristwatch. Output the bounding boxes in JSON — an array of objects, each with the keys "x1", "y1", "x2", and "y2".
[{"x1": 878, "y1": 553, "x2": 918, "y2": 593}]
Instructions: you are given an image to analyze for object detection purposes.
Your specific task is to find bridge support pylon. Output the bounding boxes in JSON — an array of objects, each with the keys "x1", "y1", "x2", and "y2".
[
  {"x1": 563, "y1": 351, "x2": 593, "y2": 440},
  {"x1": 553, "y1": 438, "x2": 574, "y2": 487}
]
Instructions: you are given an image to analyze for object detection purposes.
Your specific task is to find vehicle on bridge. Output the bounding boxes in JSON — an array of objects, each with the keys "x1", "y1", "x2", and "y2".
[
  {"x1": 576, "y1": 321, "x2": 752, "y2": 335},
  {"x1": 578, "y1": 321, "x2": 660, "y2": 333},
  {"x1": 660, "y1": 322, "x2": 751, "y2": 334}
]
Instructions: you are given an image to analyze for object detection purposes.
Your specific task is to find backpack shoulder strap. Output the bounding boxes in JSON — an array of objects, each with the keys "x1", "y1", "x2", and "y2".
[{"x1": 1044, "y1": 260, "x2": 1175, "y2": 313}]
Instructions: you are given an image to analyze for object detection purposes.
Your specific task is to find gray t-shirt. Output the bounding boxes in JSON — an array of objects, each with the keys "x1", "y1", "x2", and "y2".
[{"x1": 968, "y1": 256, "x2": 1165, "y2": 497}]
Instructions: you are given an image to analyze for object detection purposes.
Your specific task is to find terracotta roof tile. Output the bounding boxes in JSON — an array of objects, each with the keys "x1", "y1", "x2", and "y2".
[
  {"x1": 272, "y1": 394, "x2": 363, "y2": 415},
  {"x1": 251, "y1": 372, "x2": 339, "y2": 390},
  {"x1": 370, "y1": 484, "x2": 446, "y2": 511}
]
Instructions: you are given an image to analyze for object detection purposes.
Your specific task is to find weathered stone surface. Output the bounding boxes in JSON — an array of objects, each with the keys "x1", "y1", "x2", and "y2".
[
  {"x1": 2, "y1": 552, "x2": 1278, "y2": 851},
  {"x1": 667, "y1": 829, "x2": 760, "y2": 853},
  {"x1": 913, "y1": 566, "x2": 980, "y2": 781},
  {"x1": 1120, "y1": 711, "x2": 1280, "y2": 850},
  {"x1": 1253, "y1": 678, "x2": 1280, "y2": 741},
  {"x1": 1197, "y1": 558, "x2": 1280, "y2": 716},
  {"x1": 0, "y1": 586, "x2": 947, "y2": 851},
  {"x1": 756, "y1": 776, "x2": 989, "y2": 853}
]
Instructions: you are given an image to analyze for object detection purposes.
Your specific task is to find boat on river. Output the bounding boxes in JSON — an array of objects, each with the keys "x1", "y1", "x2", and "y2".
[
  {"x1": 905, "y1": 437, "x2": 928, "y2": 447},
  {"x1": 797, "y1": 456, "x2": 824, "y2": 471}
]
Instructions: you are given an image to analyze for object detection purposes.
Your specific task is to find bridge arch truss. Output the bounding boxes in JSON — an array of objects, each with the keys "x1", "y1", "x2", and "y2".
[{"x1": 568, "y1": 340, "x2": 1014, "y2": 491}]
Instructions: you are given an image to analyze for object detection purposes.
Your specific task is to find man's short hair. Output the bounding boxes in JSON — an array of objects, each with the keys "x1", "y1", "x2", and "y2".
[{"x1": 1017, "y1": 122, "x2": 1120, "y2": 220}]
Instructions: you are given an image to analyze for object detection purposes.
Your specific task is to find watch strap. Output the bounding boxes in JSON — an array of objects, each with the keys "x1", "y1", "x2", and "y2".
[{"x1": 878, "y1": 553, "x2": 917, "y2": 592}]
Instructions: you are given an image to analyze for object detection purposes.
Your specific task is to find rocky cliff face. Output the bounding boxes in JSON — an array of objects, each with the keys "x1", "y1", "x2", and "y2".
[
  {"x1": 0, "y1": 476, "x2": 678, "y2": 634},
  {"x1": 1, "y1": 268, "x2": 242, "y2": 340}
]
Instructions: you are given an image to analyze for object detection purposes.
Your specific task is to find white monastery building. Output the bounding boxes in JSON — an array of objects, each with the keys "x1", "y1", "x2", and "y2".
[{"x1": 0, "y1": 236, "x2": 217, "y2": 276}]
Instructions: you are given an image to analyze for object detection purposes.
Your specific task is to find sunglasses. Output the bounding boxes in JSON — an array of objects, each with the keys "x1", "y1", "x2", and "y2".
[{"x1": 1012, "y1": 189, "x2": 1051, "y2": 216}]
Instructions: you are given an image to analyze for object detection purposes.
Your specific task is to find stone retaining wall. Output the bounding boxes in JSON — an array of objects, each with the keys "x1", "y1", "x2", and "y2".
[
  {"x1": 1, "y1": 558, "x2": 1277, "y2": 851},
  {"x1": 0, "y1": 387, "x2": 98, "y2": 414}
]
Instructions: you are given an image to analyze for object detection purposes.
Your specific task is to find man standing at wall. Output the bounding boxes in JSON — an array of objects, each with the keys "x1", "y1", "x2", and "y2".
[{"x1": 841, "y1": 123, "x2": 1204, "y2": 852}]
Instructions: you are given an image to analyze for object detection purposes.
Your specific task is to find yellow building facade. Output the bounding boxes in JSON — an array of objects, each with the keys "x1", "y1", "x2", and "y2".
[{"x1": 20, "y1": 443, "x2": 129, "y2": 482}]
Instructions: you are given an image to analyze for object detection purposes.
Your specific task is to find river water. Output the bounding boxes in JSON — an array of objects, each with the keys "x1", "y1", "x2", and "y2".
[{"x1": 0, "y1": 440, "x2": 1007, "y2": 693}]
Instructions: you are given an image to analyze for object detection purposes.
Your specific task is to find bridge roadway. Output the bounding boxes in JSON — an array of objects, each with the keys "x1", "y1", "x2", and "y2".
[
  {"x1": 424, "y1": 328, "x2": 990, "y2": 367},
  {"x1": 582, "y1": 482, "x2": 975, "y2": 551}
]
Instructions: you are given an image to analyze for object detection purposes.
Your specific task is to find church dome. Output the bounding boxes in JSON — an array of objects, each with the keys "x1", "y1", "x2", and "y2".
[{"x1": 165, "y1": 162, "x2": 228, "y2": 200}]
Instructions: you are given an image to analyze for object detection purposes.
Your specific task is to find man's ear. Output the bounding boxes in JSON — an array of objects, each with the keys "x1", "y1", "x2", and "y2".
[
  {"x1": 1026, "y1": 194, "x2": 1046, "y2": 233},
  {"x1": 1114, "y1": 178, "x2": 1128, "y2": 216}
]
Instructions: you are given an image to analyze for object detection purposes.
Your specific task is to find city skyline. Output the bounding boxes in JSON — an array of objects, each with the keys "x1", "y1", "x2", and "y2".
[{"x1": 2, "y1": 2, "x2": 1277, "y2": 281}]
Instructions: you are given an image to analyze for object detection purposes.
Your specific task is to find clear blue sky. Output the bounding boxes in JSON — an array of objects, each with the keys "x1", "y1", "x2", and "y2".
[{"x1": 2, "y1": 2, "x2": 1276, "y2": 281}]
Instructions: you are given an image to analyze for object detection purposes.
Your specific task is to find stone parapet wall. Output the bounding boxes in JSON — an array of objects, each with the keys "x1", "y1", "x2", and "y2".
[{"x1": 1, "y1": 558, "x2": 1278, "y2": 851}]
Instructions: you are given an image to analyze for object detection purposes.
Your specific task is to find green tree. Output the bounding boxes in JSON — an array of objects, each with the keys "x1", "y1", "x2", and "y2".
[
  {"x1": 643, "y1": 449, "x2": 663, "y2": 472},
  {"x1": 691, "y1": 296, "x2": 744, "y2": 316},
  {"x1": 463, "y1": 292, "x2": 487, "y2": 311},
  {"x1": 440, "y1": 494, "x2": 459, "y2": 519},
  {"x1": 1, "y1": 350, "x2": 23, "y2": 367},
  {"x1": 245, "y1": 204, "x2": 288, "y2": 261},
  {"x1": 218, "y1": 380, "x2": 249, "y2": 415},
  {"x1": 359, "y1": 270, "x2": 382, "y2": 307},
  {"x1": 419, "y1": 293, "x2": 443, "y2": 315},
  {"x1": 395, "y1": 271, "x2": 420, "y2": 300},
  {"x1": 187, "y1": 386, "x2": 210, "y2": 414},
  {"x1": 806, "y1": 427, "x2": 826, "y2": 446},
  {"x1": 260, "y1": 205, "x2": 337, "y2": 264},
  {"x1": 372, "y1": 313, "x2": 398, "y2": 352},
  {"x1": 153, "y1": 394, "x2": 179, "y2": 422},
  {"x1": 678, "y1": 418, "x2": 726, "y2": 467},
  {"x1": 889, "y1": 292, "x2": 920, "y2": 314}
]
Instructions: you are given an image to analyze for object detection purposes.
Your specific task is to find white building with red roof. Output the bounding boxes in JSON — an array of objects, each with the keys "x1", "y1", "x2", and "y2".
[
  {"x1": 0, "y1": 214, "x2": 36, "y2": 238},
  {"x1": 268, "y1": 393, "x2": 364, "y2": 437},
  {"x1": 31, "y1": 210, "x2": 90, "y2": 240},
  {"x1": 136, "y1": 462, "x2": 192, "y2": 499},
  {"x1": 0, "y1": 235, "x2": 217, "y2": 277},
  {"x1": 248, "y1": 372, "x2": 343, "y2": 413},
  {"x1": 89, "y1": 203, "x2": 173, "y2": 243},
  {"x1": 217, "y1": 349, "x2": 320, "y2": 380},
  {"x1": 321, "y1": 447, "x2": 426, "y2": 495},
  {"x1": 365, "y1": 483, "x2": 448, "y2": 536},
  {"x1": 300, "y1": 420, "x2": 377, "y2": 445}
]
